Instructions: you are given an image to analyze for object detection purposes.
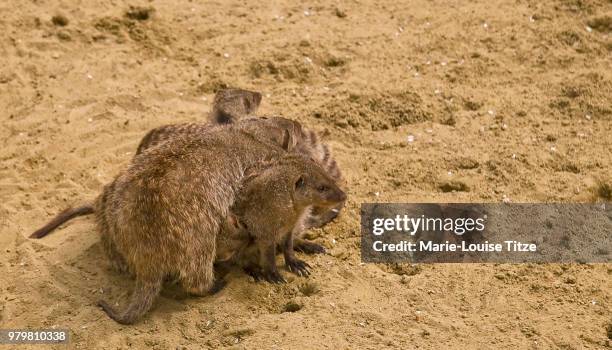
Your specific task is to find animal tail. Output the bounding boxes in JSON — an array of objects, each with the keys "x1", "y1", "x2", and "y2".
[
  {"x1": 29, "y1": 204, "x2": 94, "y2": 239},
  {"x1": 98, "y1": 278, "x2": 163, "y2": 325}
]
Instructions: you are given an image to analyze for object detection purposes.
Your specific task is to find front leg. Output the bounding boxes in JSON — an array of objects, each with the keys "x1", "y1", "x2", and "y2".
[
  {"x1": 255, "y1": 240, "x2": 286, "y2": 284},
  {"x1": 284, "y1": 234, "x2": 311, "y2": 277}
]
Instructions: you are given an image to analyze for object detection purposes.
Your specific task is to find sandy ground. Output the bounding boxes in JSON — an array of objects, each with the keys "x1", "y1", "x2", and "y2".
[{"x1": 1, "y1": 0, "x2": 611, "y2": 349}]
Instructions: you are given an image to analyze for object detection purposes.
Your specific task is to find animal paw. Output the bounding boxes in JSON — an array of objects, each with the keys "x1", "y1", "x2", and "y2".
[
  {"x1": 286, "y1": 259, "x2": 311, "y2": 277},
  {"x1": 209, "y1": 278, "x2": 226, "y2": 294},
  {"x1": 243, "y1": 266, "x2": 286, "y2": 284},
  {"x1": 294, "y1": 241, "x2": 326, "y2": 255}
]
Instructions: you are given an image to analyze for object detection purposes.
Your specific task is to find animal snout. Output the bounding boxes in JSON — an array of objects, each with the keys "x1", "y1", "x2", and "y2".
[{"x1": 330, "y1": 189, "x2": 347, "y2": 203}]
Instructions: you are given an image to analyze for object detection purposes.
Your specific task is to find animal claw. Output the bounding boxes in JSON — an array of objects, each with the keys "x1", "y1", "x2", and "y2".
[
  {"x1": 286, "y1": 259, "x2": 310, "y2": 277},
  {"x1": 294, "y1": 241, "x2": 326, "y2": 255}
]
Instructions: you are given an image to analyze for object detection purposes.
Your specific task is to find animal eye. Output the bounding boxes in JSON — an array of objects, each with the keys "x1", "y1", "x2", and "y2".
[{"x1": 295, "y1": 177, "x2": 305, "y2": 188}]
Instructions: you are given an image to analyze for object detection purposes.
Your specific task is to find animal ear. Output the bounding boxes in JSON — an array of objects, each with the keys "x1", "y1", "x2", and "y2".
[{"x1": 295, "y1": 176, "x2": 305, "y2": 189}]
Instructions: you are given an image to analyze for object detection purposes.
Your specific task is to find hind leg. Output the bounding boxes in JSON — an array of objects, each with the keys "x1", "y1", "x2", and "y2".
[
  {"x1": 180, "y1": 255, "x2": 225, "y2": 296},
  {"x1": 100, "y1": 233, "x2": 130, "y2": 274}
]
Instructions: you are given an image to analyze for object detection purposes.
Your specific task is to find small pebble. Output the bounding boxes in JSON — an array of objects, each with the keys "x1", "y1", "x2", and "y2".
[{"x1": 407, "y1": 135, "x2": 415, "y2": 143}]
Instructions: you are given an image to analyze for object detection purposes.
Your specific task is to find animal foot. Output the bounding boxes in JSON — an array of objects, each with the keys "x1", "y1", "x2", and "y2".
[
  {"x1": 294, "y1": 241, "x2": 326, "y2": 255},
  {"x1": 286, "y1": 259, "x2": 310, "y2": 277},
  {"x1": 209, "y1": 278, "x2": 226, "y2": 294},
  {"x1": 244, "y1": 265, "x2": 286, "y2": 284}
]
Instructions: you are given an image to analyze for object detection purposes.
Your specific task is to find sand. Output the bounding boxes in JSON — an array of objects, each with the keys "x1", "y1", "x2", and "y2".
[{"x1": 1, "y1": 0, "x2": 611, "y2": 349}]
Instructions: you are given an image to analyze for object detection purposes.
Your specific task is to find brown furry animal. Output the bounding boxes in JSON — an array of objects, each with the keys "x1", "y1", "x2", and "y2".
[
  {"x1": 136, "y1": 116, "x2": 344, "y2": 254},
  {"x1": 137, "y1": 88, "x2": 343, "y2": 233},
  {"x1": 217, "y1": 156, "x2": 346, "y2": 282},
  {"x1": 136, "y1": 88, "x2": 261, "y2": 154},
  {"x1": 31, "y1": 122, "x2": 338, "y2": 324},
  {"x1": 209, "y1": 88, "x2": 262, "y2": 124},
  {"x1": 95, "y1": 130, "x2": 343, "y2": 323}
]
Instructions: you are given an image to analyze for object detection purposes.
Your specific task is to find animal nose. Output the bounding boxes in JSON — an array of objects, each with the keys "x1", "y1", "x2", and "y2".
[{"x1": 336, "y1": 190, "x2": 347, "y2": 202}]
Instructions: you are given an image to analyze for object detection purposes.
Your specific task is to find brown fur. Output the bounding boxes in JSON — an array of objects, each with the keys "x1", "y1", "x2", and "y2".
[
  {"x1": 94, "y1": 125, "x2": 307, "y2": 324},
  {"x1": 209, "y1": 88, "x2": 262, "y2": 124},
  {"x1": 221, "y1": 156, "x2": 346, "y2": 282},
  {"x1": 137, "y1": 116, "x2": 344, "y2": 231}
]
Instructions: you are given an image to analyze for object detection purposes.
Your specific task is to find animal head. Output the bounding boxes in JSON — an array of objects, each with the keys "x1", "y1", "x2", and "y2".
[
  {"x1": 291, "y1": 156, "x2": 346, "y2": 209},
  {"x1": 210, "y1": 88, "x2": 263, "y2": 124}
]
